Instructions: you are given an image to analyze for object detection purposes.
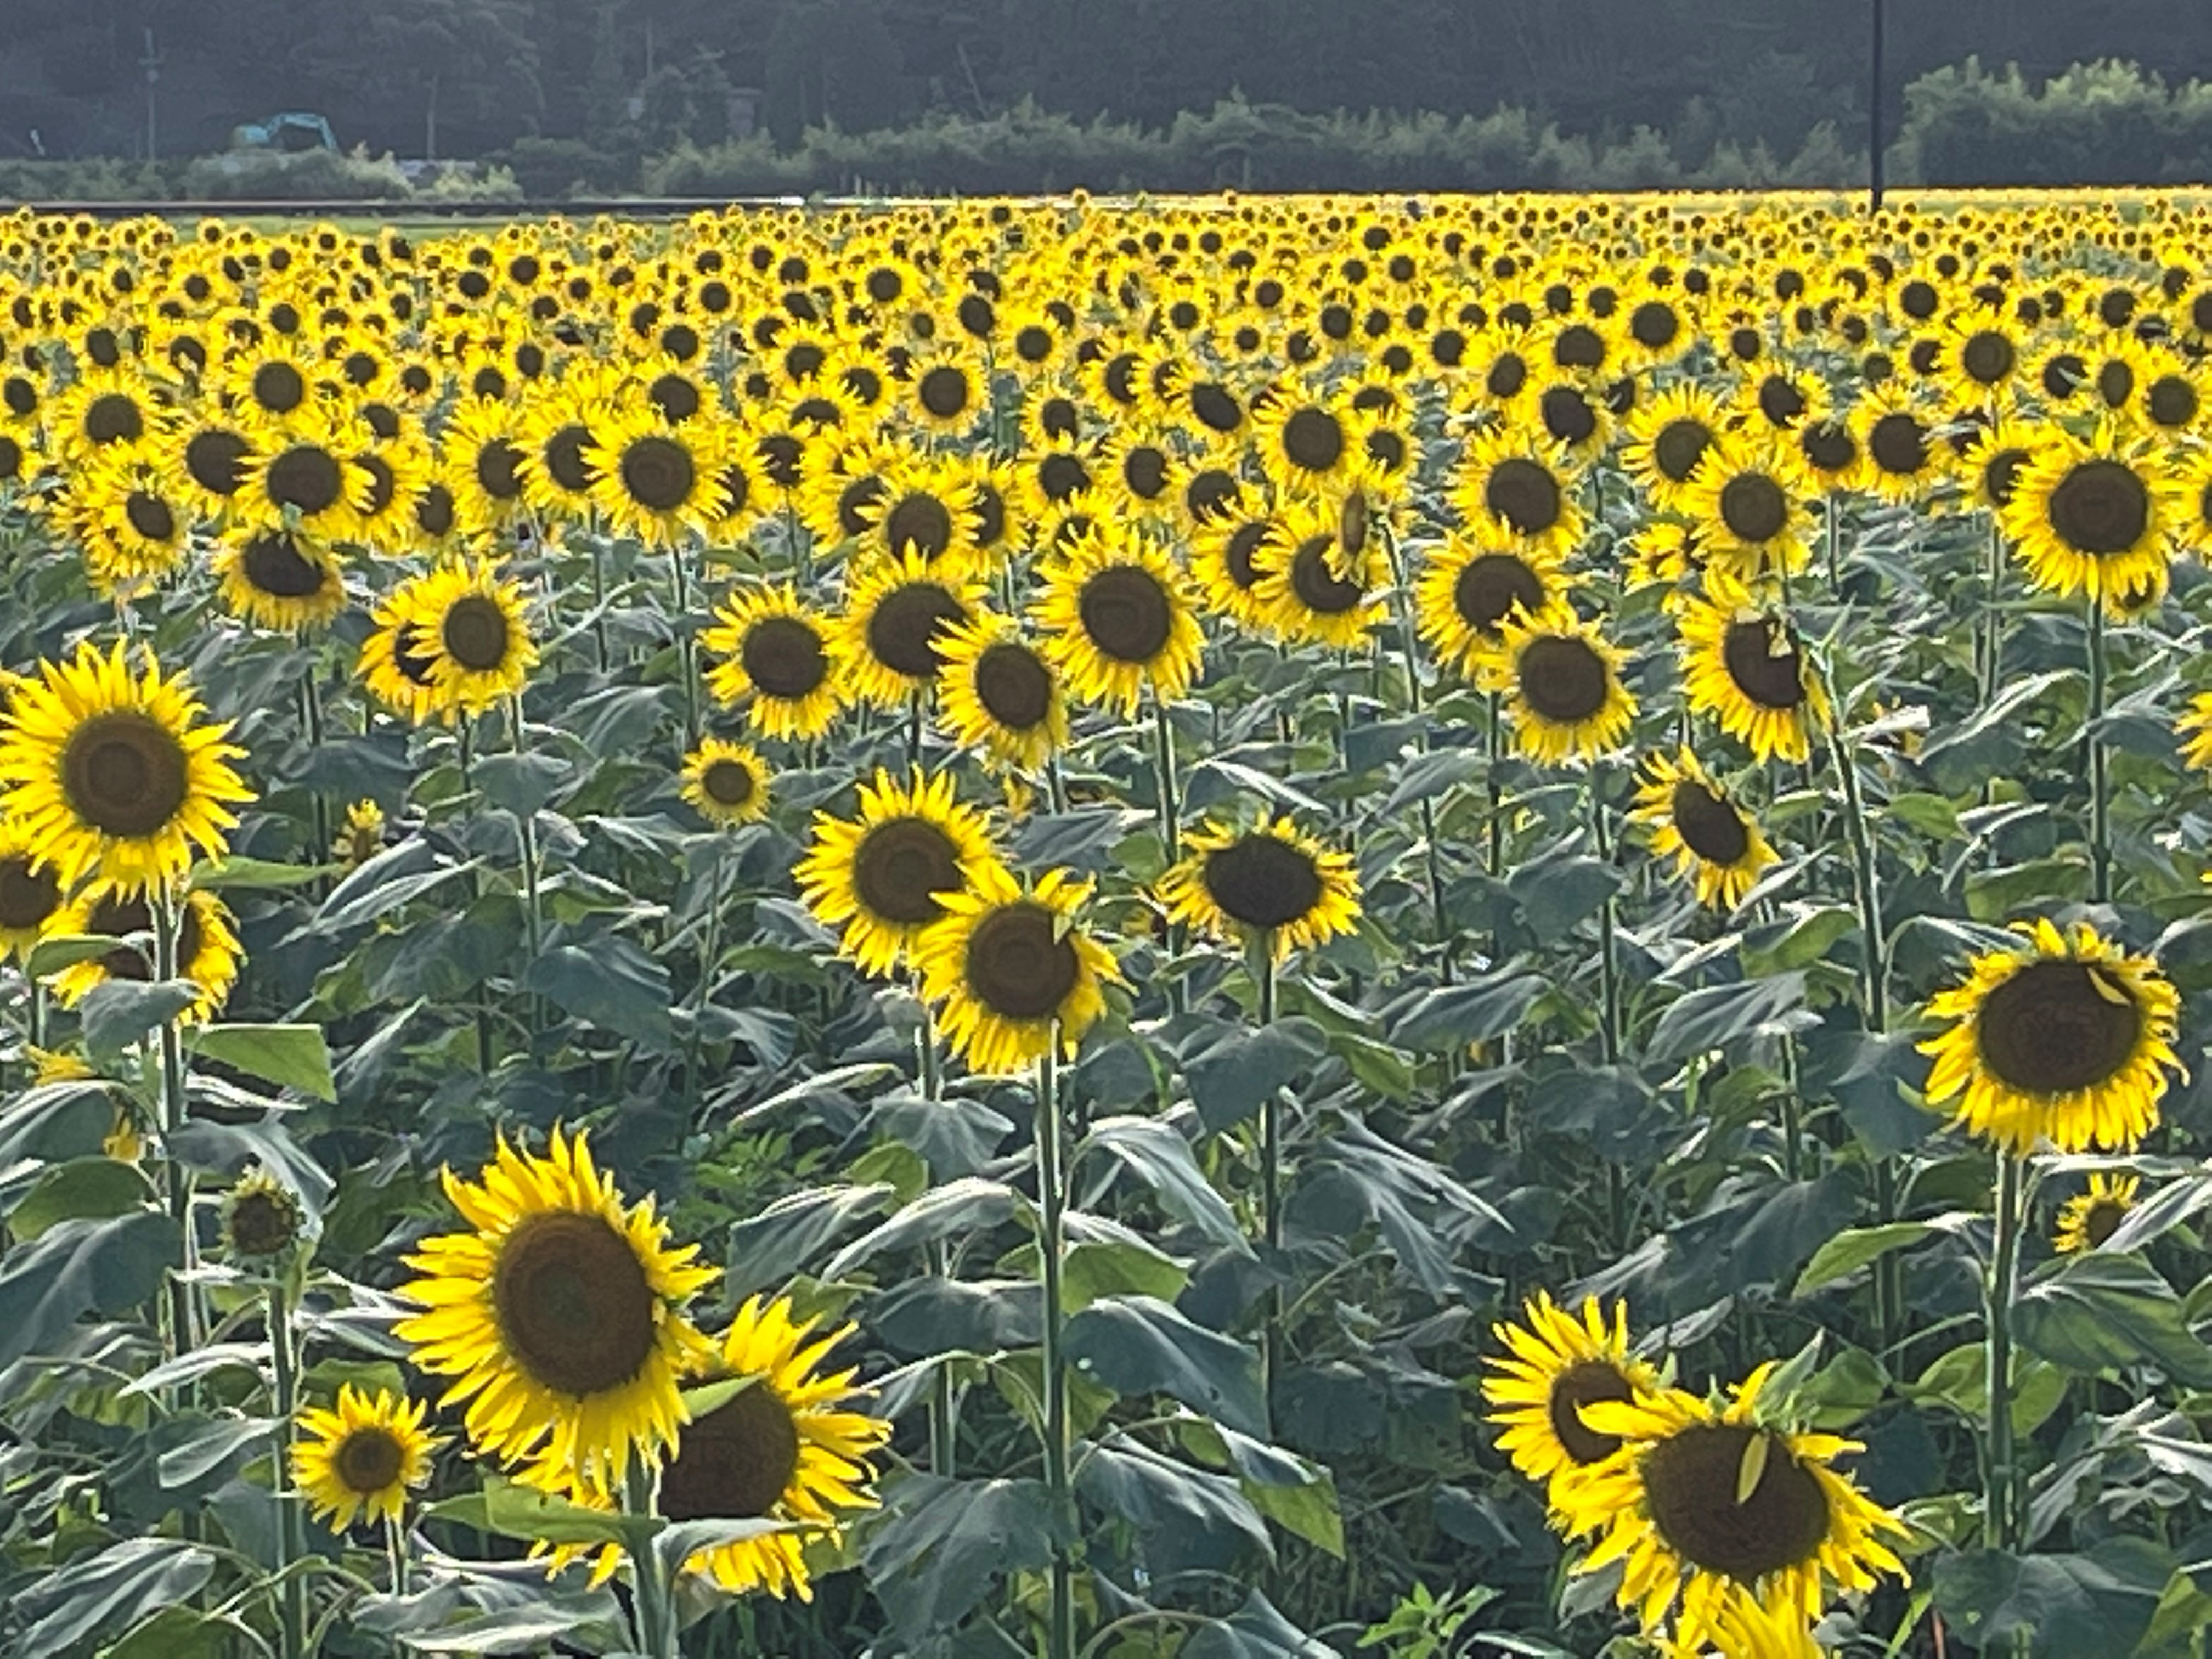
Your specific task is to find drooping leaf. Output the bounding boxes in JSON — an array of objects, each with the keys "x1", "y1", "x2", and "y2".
[
  {"x1": 189, "y1": 1023, "x2": 336, "y2": 1102},
  {"x1": 0, "y1": 1211, "x2": 182, "y2": 1373},
  {"x1": 860, "y1": 1476, "x2": 1067, "y2": 1640},
  {"x1": 523, "y1": 938, "x2": 673, "y2": 1047},
  {"x1": 1063, "y1": 1293, "x2": 1268, "y2": 1435}
]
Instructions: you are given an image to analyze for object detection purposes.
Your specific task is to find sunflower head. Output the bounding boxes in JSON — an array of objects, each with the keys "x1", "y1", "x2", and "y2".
[
  {"x1": 1033, "y1": 524, "x2": 1205, "y2": 713},
  {"x1": 2054, "y1": 1171, "x2": 2140, "y2": 1254},
  {"x1": 293, "y1": 1385, "x2": 441, "y2": 1533},
  {"x1": 1629, "y1": 749, "x2": 1776, "y2": 912},
  {"x1": 701, "y1": 585, "x2": 845, "y2": 741},
  {"x1": 794, "y1": 768, "x2": 1005, "y2": 977},
  {"x1": 0, "y1": 820, "x2": 64, "y2": 959},
  {"x1": 1921, "y1": 918, "x2": 2182, "y2": 1156},
  {"x1": 1156, "y1": 813, "x2": 1363, "y2": 963},
  {"x1": 2001, "y1": 424, "x2": 2176, "y2": 606},
  {"x1": 1479, "y1": 611, "x2": 1638, "y2": 767},
  {"x1": 935, "y1": 613, "x2": 1068, "y2": 774},
  {"x1": 223, "y1": 1166, "x2": 307, "y2": 1260},
  {"x1": 912, "y1": 863, "x2": 1121, "y2": 1075},
  {"x1": 1482, "y1": 1291, "x2": 1663, "y2": 1514},
  {"x1": 681, "y1": 737, "x2": 771, "y2": 828}
]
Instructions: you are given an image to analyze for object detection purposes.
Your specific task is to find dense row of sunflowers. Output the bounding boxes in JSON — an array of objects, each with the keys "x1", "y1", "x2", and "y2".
[{"x1": 2, "y1": 190, "x2": 2211, "y2": 1656}]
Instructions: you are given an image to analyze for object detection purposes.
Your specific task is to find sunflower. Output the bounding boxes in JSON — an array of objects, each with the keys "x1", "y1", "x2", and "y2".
[
  {"x1": 213, "y1": 530, "x2": 349, "y2": 633},
  {"x1": 1853, "y1": 387, "x2": 1946, "y2": 504},
  {"x1": 1412, "y1": 537, "x2": 1567, "y2": 678},
  {"x1": 1678, "y1": 602, "x2": 1830, "y2": 765},
  {"x1": 1630, "y1": 749, "x2": 1778, "y2": 912},
  {"x1": 1452, "y1": 427, "x2": 1584, "y2": 557},
  {"x1": 0, "y1": 641, "x2": 251, "y2": 895},
  {"x1": 912, "y1": 863, "x2": 1120, "y2": 1074},
  {"x1": 1677, "y1": 428, "x2": 1812, "y2": 585},
  {"x1": 2000, "y1": 425, "x2": 2177, "y2": 607},
  {"x1": 1936, "y1": 307, "x2": 2028, "y2": 413},
  {"x1": 1961, "y1": 415, "x2": 2038, "y2": 517},
  {"x1": 1251, "y1": 379, "x2": 1356, "y2": 497},
  {"x1": 442, "y1": 396, "x2": 533, "y2": 537},
  {"x1": 1192, "y1": 512, "x2": 1281, "y2": 631},
  {"x1": 65, "y1": 449, "x2": 195, "y2": 588},
  {"x1": 0, "y1": 819, "x2": 64, "y2": 960},
  {"x1": 360, "y1": 587, "x2": 446, "y2": 726},
  {"x1": 1921, "y1": 917, "x2": 2182, "y2": 1156},
  {"x1": 680, "y1": 737, "x2": 771, "y2": 827},
  {"x1": 904, "y1": 348, "x2": 985, "y2": 436},
  {"x1": 525, "y1": 1293, "x2": 890, "y2": 1601},
  {"x1": 1156, "y1": 812, "x2": 1362, "y2": 964},
  {"x1": 48, "y1": 882, "x2": 242, "y2": 1024},
  {"x1": 1621, "y1": 384, "x2": 1729, "y2": 514},
  {"x1": 1560, "y1": 1362, "x2": 1908, "y2": 1654},
  {"x1": 794, "y1": 768, "x2": 1004, "y2": 977},
  {"x1": 851, "y1": 455, "x2": 984, "y2": 571},
  {"x1": 1482, "y1": 1292, "x2": 1663, "y2": 1514},
  {"x1": 333, "y1": 798, "x2": 386, "y2": 869},
  {"x1": 1252, "y1": 502, "x2": 1385, "y2": 650},
  {"x1": 1480, "y1": 612, "x2": 1638, "y2": 767},
  {"x1": 394, "y1": 1127, "x2": 718, "y2": 1483},
  {"x1": 701, "y1": 586, "x2": 846, "y2": 741},
  {"x1": 411, "y1": 557, "x2": 539, "y2": 718},
  {"x1": 223, "y1": 1166, "x2": 307, "y2": 1259},
  {"x1": 2053, "y1": 1172, "x2": 2140, "y2": 1254},
  {"x1": 1033, "y1": 526, "x2": 1205, "y2": 714},
  {"x1": 585, "y1": 408, "x2": 726, "y2": 547},
  {"x1": 833, "y1": 553, "x2": 985, "y2": 710},
  {"x1": 241, "y1": 422, "x2": 372, "y2": 543},
  {"x1": 934, "y1": 613, "x2": 1068, "y2": 773},
  {"x1": 293, "y1": 1386, "x2": 442, "y2": 1533}
]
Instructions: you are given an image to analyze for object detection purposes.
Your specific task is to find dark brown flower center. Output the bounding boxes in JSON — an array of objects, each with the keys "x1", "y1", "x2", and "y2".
[
  {"x1": 252, "y1": 361, "x2": 306, "y2": 414},
  {"x1": 1976, "y1": 958, "x2": 2142, "y2": 1096},
  {"x1": 240, "y1": 532, "x2": 327, "y2": 599},
  {"x1": 476, "y1": 438, "x2": 524, "y2": 501},
  {"x1": 1630, "y1": 301, "x2": 1679, "y2": 350},
  {"x1": 1539, "y1": 386, "x2": 1597, "y2": 446},
  {"x1": 963, "y1": 900, "x2": 1082, "y2": 1019},
  {"x1": 2081, "y1": 1198, "x2": 2128, "y2": 1248},
  {"x1": 2098, "y1": 360, "x2": 2135, "y2": 408},
  {"x1": 125, "y1": 491, "x2": 176, "y2": 543},
  {"x1": 1801, "y1": 422, "x2": 1858, "y2": 474},
  {"x1": 1722, "y1": 619, "x2": 1808, "y2": 711},
  {"x1": 1079, "y1": 565, "x2": 1175, "y2": 663},
  {"x1": 1203, "y1": 834, "x2": 1324, "y2": 931},
  {"x1": 1757, "y1": 376, "x2": 1807, "y2": 428},
  {"x1": 621, "y1": 436, "x2": 696, "y2": 512},
  {"x1": 415, "y1": 484, "x2": 456, "y2": 538},
  {"x1": 743, "y1": 616, "x2": 829, "y2": 699},
  {"x1": 1719, "y1": 474, "x2": 1788, "y2": 543},
  {"x1": 1961, "y1": 331, "x2": 2015, "y2": 385},
  {"x1": 1548, "y1": 1359, "x2": 1636, "y2": 1465},
  {"x1": 1672, "y1": 778, "x2": 1751, "y2": 866},
  {"x1": 1039, "y1": 453, "x2": 1092, "y2": 503},
  {"x1": 544, "y1": 425, "x2": 593, "y2": 494},
  {"x1": 661, "y1": 1382, "x2": 801, "y2": 1520},
  {"x1": 443, "y1": 594, "x2": 512, "y2": 672},
  {"x1": 86, "y1": 392, "x2": 144, "y2": 446},
  {"x1": 2149, "y1": 376, "x2": 2199, "y2": 428},
  {"x1": 267, "y1": 445, "x2": 345, "y2": 516},
  {"x1": 1654, "y1": 420, "x2": 1711, "y2": 484},
  {"x1": 186, "y1": 429, "x2": 250, "y2": 497},
  {"x1": 867, "y1": 582, "x2": 966, "y2": 680},
  {"x1": 1289, "y1": 535, "x2": 1363, "y2": 616},
  {"x1": 1554, "y1": 323, "x2": 1606, "y2": 370},
  {"x1": 2047, "y1": 460, "x2": 2151, "y2": 555},
  {"x1": 1190, "y1": 382, "x2": 1242, "y2": 432},
  {"x1": 649, "y1": 373, "x2": 702, "y2": 424},
  {"x1": 918, "y1": 365, "x2": 970, "y2": 420},
  {"x1": 1868, "y1": 413, "x2": 1928, "y2": 476},
  {"x1": 0, "y1": 853, "x2": 60, "y2": 932},
  {"x1": 1484, "y1": 458, "x2": 1563, "y2": 536},
  {"x1": 227, "y1": 1185, "x2": 301, "y2": 1256},
  {"x1": 885, "y1": 494, "x2": 954, "y2": 561},
  {"x1": 335, "y1": 1426, "x2": 407, "y2": 1494},
  {"x1": 1982, "y1": 447, "x2": 2030, "y2": 507},
  {"x1": 702, "y1": 759, "x2": 755, "y2": 807},
  {"x1": 1222, "y1": 523, "x2": 1270, "y2": 591},
  {"x1": 854, "y1": 816, "x2": 964, "y2": 926},
  {"x1": 63, "y1": 712, "x2": 190, "y2": 839},
  {"x1": 1517, "y1": 635, "x2": 1610, "y2": 725},
  {"x1": 1643, "y1": 1424, "x2": 1832, "y2": 1582},
  {"x1": 1185, "y1": 467, "x2": 1240, "y2": 523},
  {"x1": 1281, "y1": 406, "x2": 1345, "y2": 473},
  {"x1": 1454, "y1": 552, "x2": 1544, "y2": 636},
  {"x1": 758, "y1": 433, "x2": 804, "y2": 489},
  {"x1": 492, "y1": 1210, "x2": 658, "y2": 1397},
  {"x1": 975, "y1": 642, "x2": 1052, "y2": 731}
]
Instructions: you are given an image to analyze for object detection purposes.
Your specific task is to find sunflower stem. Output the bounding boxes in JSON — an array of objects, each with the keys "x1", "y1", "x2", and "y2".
[
  {"x1": 153, "y1": 895, "x2": 200, "y2": 1364},
  {"x1": 1252, "y1": 934, "x2": 1283, "y2": 1409},
  {"x1": 1035, "y1": 1037, "x2": 1077, "y2": 1659},
  {"x1": 1825, "y1": 492, "x2": 1843, "y2": 590},
  {"x1": 684, "y1": 843, "x2": 726, "y2": 1120},
  {"x1": 1979, "y1": 516, "x2": 2006, "y2": 706},
  {"x1": 384, "y1": 1516, "x2": 409, "y2": 1598},
  {"x1": 1984, "y1": 1152, "x2": 2025, "y2": 1555},
  {"x1": 673, "y1": 540, "x2": 701, "y2": 749},
  {"x1": 624, "y1": 1462, "x2": 678, "y2": 1659},
  {"x1": 1589, "y1": 770, "x2": 1630, "y2": 1250},
  {"x1": 296, "y1": 646, "x2": 330, "y2": 895},
  {"x1": 1152, "y1": 696, "x2": 1186, "y2": 1014},
  {"x1": 2087, "y1": 595, "x2": 2112, "y2": 905},
  {"x1": 589, "y1": 534, "x2": 611, "y2": 674},
  {"x1": 267, "y1": 1277, "x2": 307, "y2": 1659},
  {"x1": 918, "y1": 996, "x2": 958, "y2": 1479}
]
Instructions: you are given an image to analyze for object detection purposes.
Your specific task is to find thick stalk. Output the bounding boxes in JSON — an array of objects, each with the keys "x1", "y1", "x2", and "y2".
[
  {"x1": 2086, "y1": 596, "x2": 2111, "y2": 904},
  {"x1": 623, "y1": 1462, "x2": 676, "y2": 1659},
  {"x1": 1979, "y1": 516, "x2": 2006, "y2": 706},
  {"x1": 268, "y1": 1279, "x2": 307, "y2": 1659},
  {"x1": 1825, "y1": 493, "x2": 1843, "y2": 590},
  {"x1": 1382, "y1": 529, "x2": 1453, "y2": 978},
  {"x1": 1152, "y1": 697, "x2": 1186, "y2": 1013},
  {"x1": 1589, "y1": 771, "x2": 1627, "y2": 1249},
  {"x1": 673, "y1": 540, "x2": 701, "y2": 748},
  {"x1": 1984, "y1": 1154, "x2": 2025, "y2": 1553},
  {"x1": 511, "y1": 702, "x2": 543, "y2": 963},
  {"x1": 384, "y1": 1517, "x2": 409, "y2": 1597},
  {"x1": 589, "y1": 534, "x2": 611, "y2": 673},
  {"x1": 1254, "y1": 936, "x2": 1283, "y2": 1404},
  {"x1": 1035, "y1": 1041, "x2": 1076, "y2": 1659},
  {"x1": 154, "y1": 897, "x2": 198, "y2": 1360},
  {"x1": 918, "y1": 998, "x2": 957, "y2": 1479},
  {"x1": 296, "y1": 648, "x2": 330, "y2": 886},
  {"x1": 684, "y1": 844, "x2": 725, "y2": 1118}
]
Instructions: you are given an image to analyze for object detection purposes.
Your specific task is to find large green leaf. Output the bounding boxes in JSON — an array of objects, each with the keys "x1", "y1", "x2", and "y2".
[
  {"x1": 860, "y1": 1475, "x2": 1066, "y2": 1640},
  {"x1": 1385, "y1": 970, "x2": 1548, "y2": 1052},
  {"x1": 1793, "y1": 1221, "x2": 1937, "y2": 1297},
  {"x1": 80, "y1": 979, "x2": 200, "y2": 1056},
  {"x1": 2016, "y1": 1253, "x2": 2212, "y2": 1386},
  {"x1": 1063, "y1": 1293, "x2": 1268, "y2": 1436},
  {"x1": 0, "y1": 1211, "x2": 182, "y2": 1373},
  {"x1": 13, "y1": 1538, "x2": 216, "y2": 1653},
  {"x1": 1077, "y1": 1440, "x2": 1272, "y2": 1575},
  {"x1": 188, "y1": 1023, "x2": 336, "y2": 1102},
  {"x1": 6, "y1": 1156, "x2": 156, "y2": 1238},
  {"x1": 523, "y1": 938, "x2": 673, "y2": 1046},
  {"x1": 1933, "y1": 1538, "x2": 2170, "y2": 1656},
  {"x1": 1645, "y1": 972, "x2": 1809, "y2": 1065},
  {"x1": 1177, "y1": 1017, "x2": 1329, "y2": 1132},
  {"x1": 1079, "y1": 1114, "x2": 1245, "y2": 1244}
]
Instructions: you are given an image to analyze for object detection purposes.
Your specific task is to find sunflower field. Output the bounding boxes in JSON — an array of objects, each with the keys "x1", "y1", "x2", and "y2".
[{"x1": 7, "y1": 191, "x2": 2212, "y2": 1659}]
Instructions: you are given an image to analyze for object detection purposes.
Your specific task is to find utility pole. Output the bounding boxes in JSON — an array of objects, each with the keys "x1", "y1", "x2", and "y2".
[
  {"x1": 141, "y1": 29, "x2": 161, "y2": 161},
  {"x1": 1868, "y1": 0, "x2": 1885, "y2": 209}
]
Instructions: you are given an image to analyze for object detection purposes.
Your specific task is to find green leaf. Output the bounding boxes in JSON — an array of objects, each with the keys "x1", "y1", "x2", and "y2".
[
  {"x1": 523, "y1": 939, "x2": 673, "y2": 1047},
  {"x1": 7, "y1": 1156, "x2": 155, "y2": 1239},
  {"x1": 1966, "y1": 854, "x2": 2091, "y2": 922},
  {"x1": 103, "y1": 1605, "x2": 254, "y2": 1659},
  {"x1": 1739, "y1": 905, "x2": 1858, "y2": 978},
  {"x1": 24, "y1": 933, "x2": 133, "y2": 977},
  {"x1": 1183, "y1": 1590, "x2": 1336, "y2": 1657},
  {"x1": 314, "y1": 841, "x2": 470, "y2": 932},
  {"x1": 1332, "y1": 1030, "x2": 1415, "y2": 1101},
  {"x1": 1909, "y1": 1343, "x2": 2069, "y2": 1437},
  {"x1": 188, "y1": 856, "x2": 327, "y2": 892},
  {"x1": 1063, "y1": 1237, "x2": 1192, "y2": 1312},
  {"x1": 1181, "y1": 1419, "x2": 1346, "y2": 1558},
  {"x1": 1793, "y1": 1222, "x2": 1936, "y2": 1297},
  {"x1": 719, "y1": 1182, "x2": 896, "y2": 1300},
  {"x1": 395, "y1": 1594, "x2": 629, "y2": 1654},
  {"x1": 188, "y1": 1024, "x2": 336, "y2": 1102},
  {"x1": 1077, "y1": 1440, "x2": 1272, "y2": 1575},
  {"x1": 13, "y1": 1539, "x2": 217, "y2": 1654},
  {"x1": 0, "y1": 1080, "x2": 116, "y2": 1170},
  {"x1": 1507, "y1": 847, "x2": 1623, "y2": 944},
  {"x1": 476, "y1": 751, "x2": 573, "y2": 819},
  {"x1": 1179, "y1": 1017, "x2": 1329, "y2": 1132},
  {"x1": 0, "y1": 1211, "x2": 182, "y2": 1374},
  {"x1": 1386, "y1": 971, "x2": 1548, "y2": 1052},
  {"x1": 1932, "y1": 1537, "x2": 2171, "y2": 1657},
  {"x1": 824, "y1": 1177, "x2": 1022, "y2": 1278},
  {"x1": 678, "y1": 1373, "x2": 763, "y2": 1418},
  {"x1": 1080, "y1": 1115, "x2": 1244, "y2": 1245},
  {"x1": 2016, "y1": 1252, "x2": 2212, "y2": 1386},
  {"x1": 860, "y1": 1475, "x2": 1067, "y2": 1640},
  {"x1": 1064, "y1": 1293, "x2": 1268, "y2": 1436},
  {"x1": 80, "y1": 979, "x2": 200, "y2": 1056},
  {"x1": 1646, "y1": 972, "x2": 1809, "y2": 1065},
  {"x1": 424, "y1": 1476, "x2": 651, "y2": 1549}
]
